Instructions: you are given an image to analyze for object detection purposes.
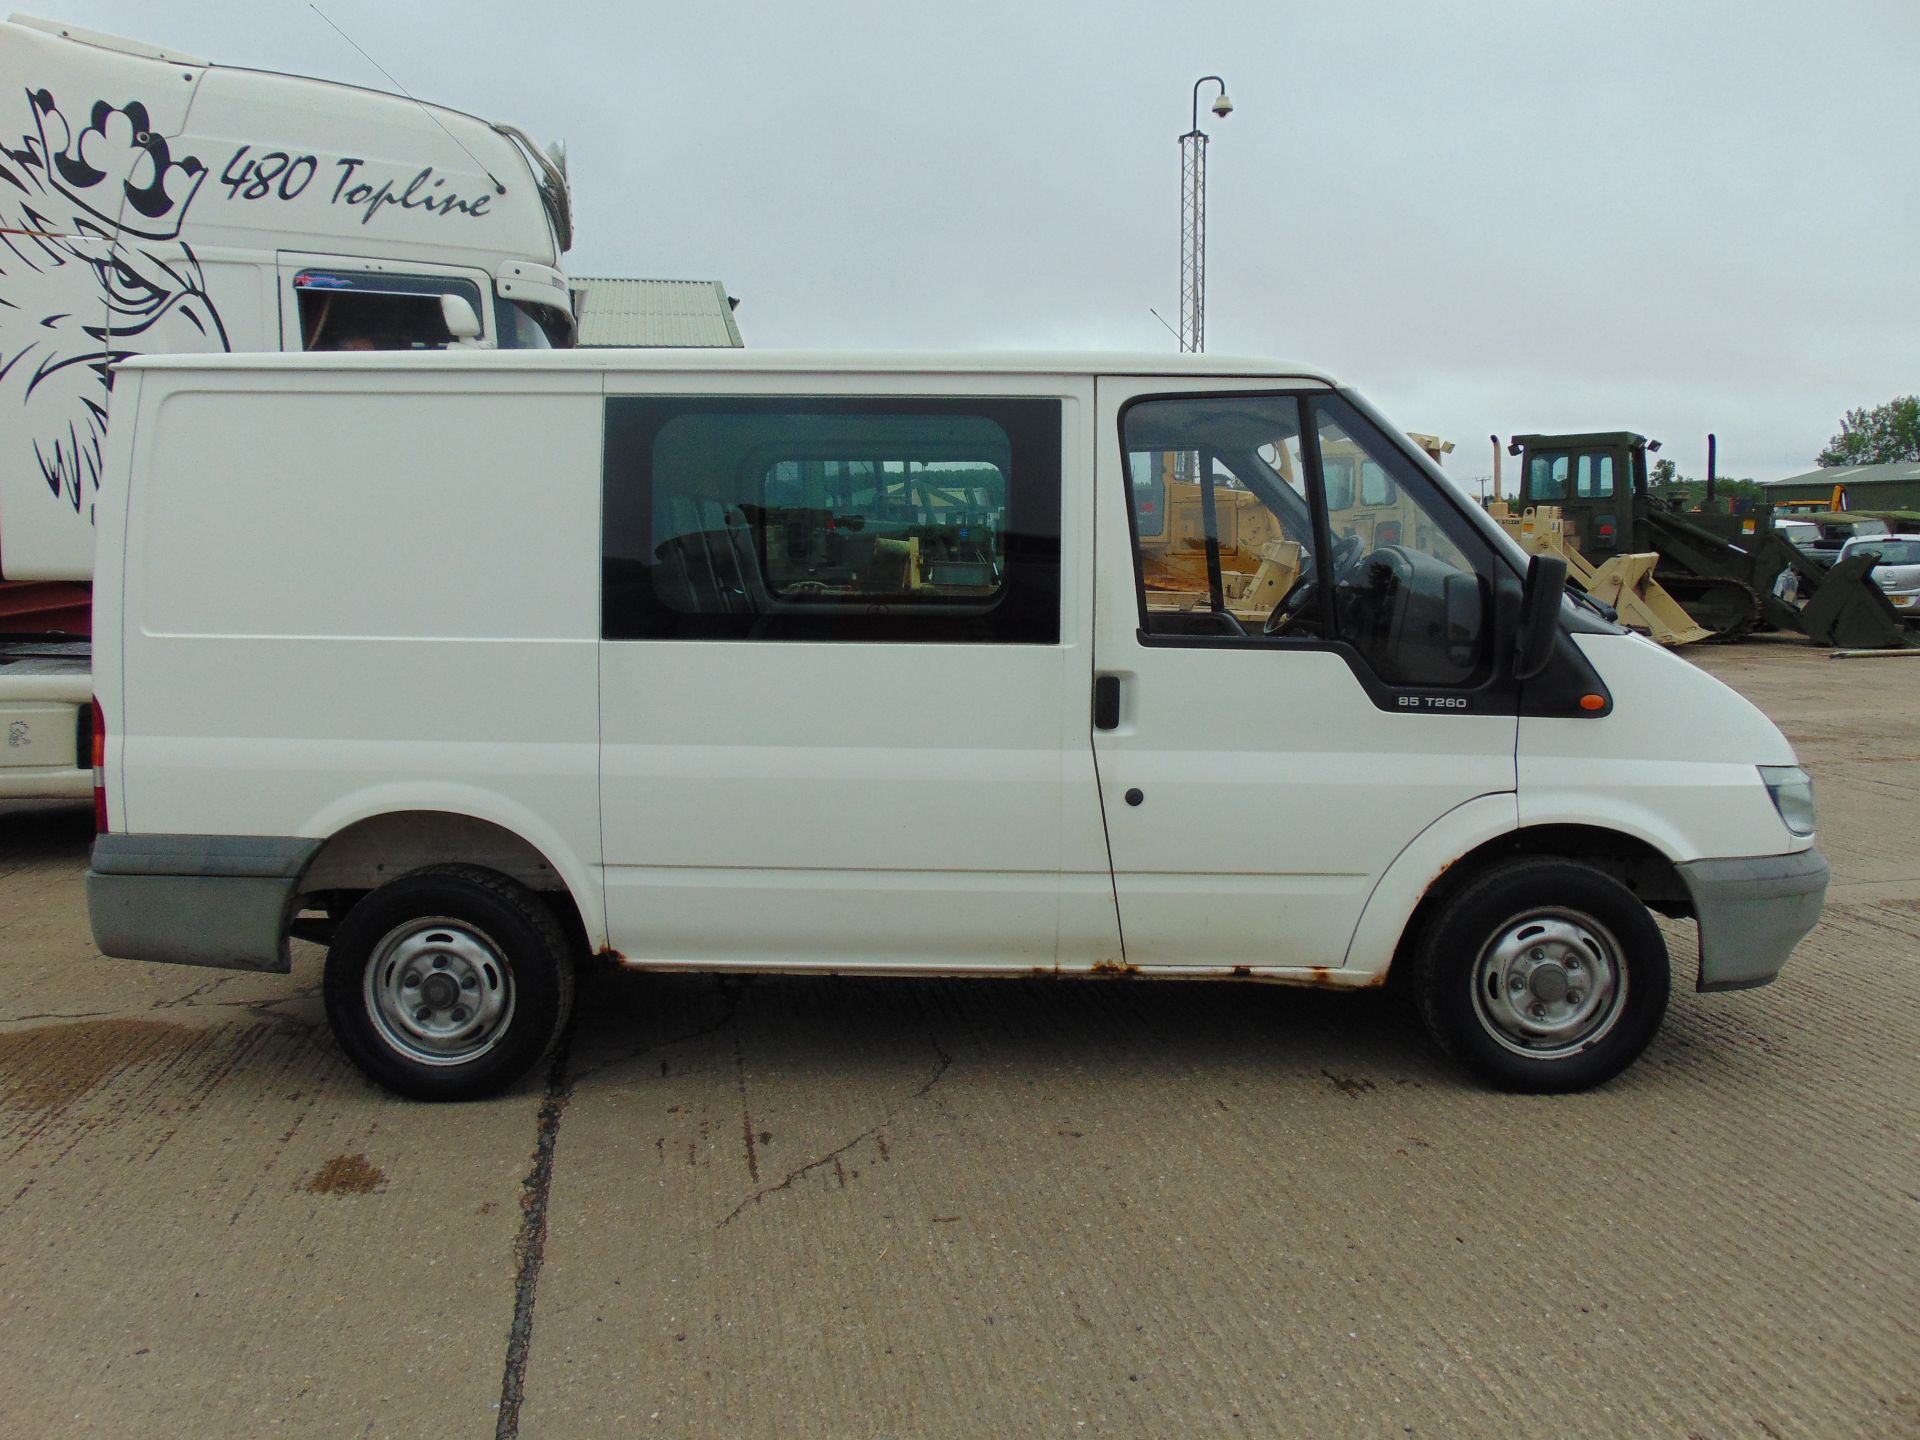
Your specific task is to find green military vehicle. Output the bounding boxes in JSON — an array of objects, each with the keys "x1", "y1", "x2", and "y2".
[{"x1": 1507, "y1": 432, "x2": 1910, "y2": 649}]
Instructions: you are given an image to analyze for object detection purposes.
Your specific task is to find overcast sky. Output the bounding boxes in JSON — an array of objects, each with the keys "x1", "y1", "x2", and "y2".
[{"x1": 54, "y1": 0, "x2": 1920, "y2": 483}]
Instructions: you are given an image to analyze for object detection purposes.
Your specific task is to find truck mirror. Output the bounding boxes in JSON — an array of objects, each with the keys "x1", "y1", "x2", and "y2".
[
  {"x1": 441, "y1": 294, "x2": 485, "y2": 346},
  {"x1": 1515, "y1": 553, "x2": 1567, "y2": 681}
]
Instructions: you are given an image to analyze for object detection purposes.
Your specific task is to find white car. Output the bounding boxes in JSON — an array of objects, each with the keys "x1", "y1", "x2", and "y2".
[{"x1": 1838, "y1": 534, "x2": 1920, "y2": 619}]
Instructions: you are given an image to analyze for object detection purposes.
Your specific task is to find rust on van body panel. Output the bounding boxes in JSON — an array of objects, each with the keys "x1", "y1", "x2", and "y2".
[{"x1": 595, "y1": 955, "x2": 1378, "y2": 986}]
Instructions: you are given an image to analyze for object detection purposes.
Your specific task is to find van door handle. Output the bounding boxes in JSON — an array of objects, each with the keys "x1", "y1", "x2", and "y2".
[{"x1": 1092, "y1": 675, "x2": 1121, "y2": 731}]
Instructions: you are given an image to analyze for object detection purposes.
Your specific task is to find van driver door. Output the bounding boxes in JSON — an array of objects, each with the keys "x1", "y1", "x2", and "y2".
[{"x1": 1089, "y1": 378, "x2": 1519, "y2": 972}]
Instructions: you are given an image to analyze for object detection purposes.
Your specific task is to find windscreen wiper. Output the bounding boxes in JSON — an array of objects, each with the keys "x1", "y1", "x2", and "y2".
[{"x1": 1566, "y1": 580, "x2": 1617, "y2": 624}]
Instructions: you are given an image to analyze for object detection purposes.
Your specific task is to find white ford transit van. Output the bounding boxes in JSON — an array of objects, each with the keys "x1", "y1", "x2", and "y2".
[{"x1": 86, "y1": 350, "x2": 1828, "y2": 1099}]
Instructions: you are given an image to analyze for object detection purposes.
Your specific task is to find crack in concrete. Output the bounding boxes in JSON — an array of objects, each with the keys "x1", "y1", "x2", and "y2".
[
  {"x1": 148, "y1": 973, "x2": 241, "y2": 1009},
  {"x1": 733, "y1": 1021, "x2": 760, "y2": 1185},
  {"x1": 714, "y1": 1122, "x2": 883, "y2": 1230},
  {"x1": 2, "y1": 987, "x2": 320, "y2": 1032},
  {"x1": 1, "y1": 1008, "x2": 117, "y2": 1025},
  {"x1": 493, "y1": 1033, "x2": 574, "y2": 1440},
  {"x1": 713, "y1": 1031, "x2": 952, "y2": 1231},
  {"x1": 563, "y1": 982, "x2": 746, "y2": 1085}
]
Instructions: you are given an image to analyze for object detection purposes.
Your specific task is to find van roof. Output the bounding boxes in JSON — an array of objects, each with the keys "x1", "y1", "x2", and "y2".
[{"x1": 115, "y1": 349, "x2": 1341, "y2": 382}]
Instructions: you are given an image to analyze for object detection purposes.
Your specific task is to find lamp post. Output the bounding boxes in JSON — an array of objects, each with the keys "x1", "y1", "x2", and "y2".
[{"x1": 1179, "y1": 75, "x2": 1233, "y2": 354}]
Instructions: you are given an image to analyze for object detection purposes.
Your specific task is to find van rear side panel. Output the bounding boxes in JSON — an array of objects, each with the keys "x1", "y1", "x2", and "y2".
[{"x1": 115, "y1": 366, "x2": 603, "y2": 908}]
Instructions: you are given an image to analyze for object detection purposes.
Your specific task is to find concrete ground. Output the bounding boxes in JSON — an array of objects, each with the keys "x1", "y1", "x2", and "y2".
[{"x1": 1, "y1": 638, "x2": 1915, "y2": 1438}]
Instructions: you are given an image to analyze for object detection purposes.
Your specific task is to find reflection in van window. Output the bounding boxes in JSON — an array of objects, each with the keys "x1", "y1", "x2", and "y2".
[
  {"x1": 1121, "y1": 393, "x2": 1310, "y2": 638},
  {"x1": 1323, "y1": 456, "x2": 1356, "y2": 512},
  {"x1": 602, "y1": 397, "x2": 1062, "y2": 642},
  {"x1": 1118, "y1": 392, "x2": 1492, "y2": 688},
  {"x1": 1130, "y1": 451, "x2": 1168, "y2": 529},
  {"x1": 1313, "y1": 397, "x2": 1486, "y2": 686},
  {"x1": 1359, "y1": 461, "x2": 1396, "y2": 507}
]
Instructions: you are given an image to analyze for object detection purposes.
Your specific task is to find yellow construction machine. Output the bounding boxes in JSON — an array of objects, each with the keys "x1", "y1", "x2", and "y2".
[
  {"x1": 1132, "y1": 456, "x2": 1303, "y2": 620},
  {"x1": 1489, "y1": 503, "x2": 1710, "y2": 646},
  {"x1": 1132, "y1": 431, "x2": 1460, "y2": 622}
]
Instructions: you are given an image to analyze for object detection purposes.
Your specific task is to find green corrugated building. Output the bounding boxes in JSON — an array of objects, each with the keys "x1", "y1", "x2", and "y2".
[
  {"x1": 569, "y1": 278, "x2": 745, "y2": 348},
  {"x1": 1762, "y1": 460, "x2": 1920, "y2": 511}
]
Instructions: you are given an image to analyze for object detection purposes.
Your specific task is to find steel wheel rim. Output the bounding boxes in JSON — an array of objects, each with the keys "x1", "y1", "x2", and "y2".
[
  {"x1": 363, "y1": 916, "x2": 516, "y2": 1067},
  {"x1": 1470, "y1": 906, "x2": 1627, "y2": 1060}
]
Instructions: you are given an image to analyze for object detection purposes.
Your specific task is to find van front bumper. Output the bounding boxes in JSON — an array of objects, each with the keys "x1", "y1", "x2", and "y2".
[
  {"x1": 1676, "y1": 848, "x2": 1829, "y2": 992},
  {"x1": 87, "y1": 834, "x2": 320, "y2": 973}
]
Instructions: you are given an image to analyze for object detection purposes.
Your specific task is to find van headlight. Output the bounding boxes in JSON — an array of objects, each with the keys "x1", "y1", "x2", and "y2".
[{"x1": 1760, "y1": 765, "x2": 1816, "y2": 837}]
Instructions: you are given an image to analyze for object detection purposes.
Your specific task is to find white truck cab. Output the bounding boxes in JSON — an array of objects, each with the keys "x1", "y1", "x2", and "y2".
[
  {"x1": 86, "y1": 349, "x2": 1829, "y2": 1098},
  {"x1": 0, "y1": 13, "x2": 572, "y2": 799}
]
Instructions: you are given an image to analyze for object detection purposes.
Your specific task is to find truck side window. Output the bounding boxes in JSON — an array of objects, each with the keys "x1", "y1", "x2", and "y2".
[
  {"x1": 1575, "y1": 454, "x2": 1615, "y2": 498},
  {"x1": 1527, "y1": 453, "x2": 1571, "y2": 501},
  {"x1": 602, "y1": 397, "x2": 1061, "y2": 643},
  {"x1": 1120, "y1": 393, "x2": 1491, "y2": 688},
  {"x1": 295, "y1": 271, "x2": 483, "y2": 351}
]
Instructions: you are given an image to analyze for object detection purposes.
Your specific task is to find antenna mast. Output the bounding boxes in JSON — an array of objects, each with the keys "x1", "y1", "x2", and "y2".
[{"x1": 1179, "y1": 76, "x2": 1232, "y2": 354}]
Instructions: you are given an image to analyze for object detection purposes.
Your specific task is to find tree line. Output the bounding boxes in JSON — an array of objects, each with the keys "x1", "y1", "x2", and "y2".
[{"x1": 1817, "y1": 396, "x2": 1919, "y2": 468}]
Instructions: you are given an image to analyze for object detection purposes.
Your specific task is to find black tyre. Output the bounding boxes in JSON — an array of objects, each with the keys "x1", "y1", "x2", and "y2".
[
  {"x1": 1413, "y1": 858, "x2": 1669, "y2": 1093},
  {"x1": 322, "y1": 864, "x2": 575, "y2": 1101}
]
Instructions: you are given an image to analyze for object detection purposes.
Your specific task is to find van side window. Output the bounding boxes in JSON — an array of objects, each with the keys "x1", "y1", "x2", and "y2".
[
  {"x1": 1314, "y1": 397, "x2": 1490, "y2": 686},
  {"x1": 603, "y1": 397, "x2": 1061, "y2": 643},
  {"x1": 1123, "y1": 394, "x2": 1312, "y2": 640},
  {"x1": 1120, "y1": 392, "x2": 1492, "y2": 688}
]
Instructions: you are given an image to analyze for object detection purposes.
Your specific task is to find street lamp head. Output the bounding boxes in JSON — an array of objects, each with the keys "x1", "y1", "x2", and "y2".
[{"x1": 1189, "y1": 75, "x2": 1232, "y2": 133}]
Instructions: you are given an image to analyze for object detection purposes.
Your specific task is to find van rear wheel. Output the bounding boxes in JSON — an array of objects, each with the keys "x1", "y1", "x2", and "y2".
[
  {"x1": 322, "y1": 865, "x2": 575, "y2": 1101},
  {"x1": 1413, "y1": 859, "x2": 1669, "y2": 1093}
]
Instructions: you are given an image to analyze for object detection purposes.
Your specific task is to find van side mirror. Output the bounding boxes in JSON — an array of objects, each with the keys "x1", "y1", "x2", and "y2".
[
  {"x1": 1443, "y1": 573, "x2": 1484, "y2": 672},
  {"x1": 1515, "y1": 553, "x2": 1567, "y2": 681},
  {"x1": 441, "y1": 294, "x2": 486, "y2": 347}
]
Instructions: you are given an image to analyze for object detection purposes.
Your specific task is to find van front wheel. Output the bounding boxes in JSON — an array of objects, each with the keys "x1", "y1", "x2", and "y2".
[
  {"x1": 1413, "y1": 859, "x2": 1669, "y2": 1093},
  {"x1": 322, "y1": 865, "x2": 575, "y2": 1101}
]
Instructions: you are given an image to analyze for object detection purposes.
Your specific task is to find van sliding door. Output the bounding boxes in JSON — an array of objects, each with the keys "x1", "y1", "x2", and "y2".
[{"x1": 596, "y1": 383, "x2": 1120, "y2": 972}]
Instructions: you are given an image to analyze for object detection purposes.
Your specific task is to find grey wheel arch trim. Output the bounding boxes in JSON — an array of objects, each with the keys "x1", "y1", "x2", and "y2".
[
  {"x1": 87, "y1": 833, "x2": 321, "y2": 973},
  {"x1": 1677, "y1": 848, "x2": 1829, "y2": 993}
]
